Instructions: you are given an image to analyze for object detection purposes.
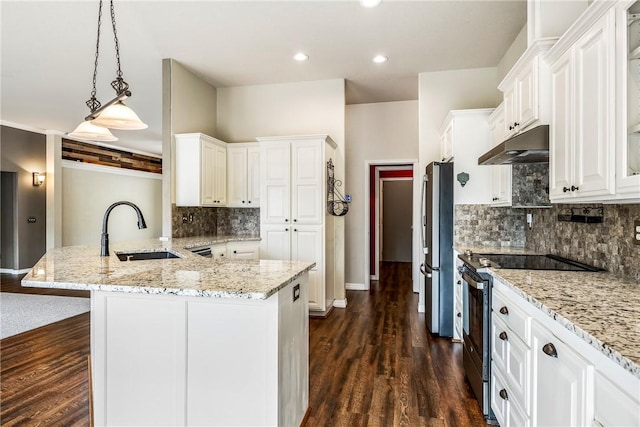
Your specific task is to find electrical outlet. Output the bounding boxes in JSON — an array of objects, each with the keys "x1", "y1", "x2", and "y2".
[
  {"x1": 182, "y1": 215, "x2": 188, "y2": 224},
  {"x1": 635, "y1": 220, "x2": 640, "y2": 246}
]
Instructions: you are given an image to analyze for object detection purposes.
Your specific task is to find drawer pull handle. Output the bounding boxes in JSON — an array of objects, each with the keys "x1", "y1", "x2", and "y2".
[
  {"x1": 499, "y1": 331, "x2": 508, "y2": 341},
  {"x1": 499, "y1": 389, "x2": 508, "y2": 400},
  {"x1": 542, "y1": 343, "x2": 558, "y2": 358},
  {"x1": 499, "y1": 306, "x2": 509, "y2": 315},
  {"x1": 457, "y1": 312, "x2": 462, "y2": 318}
]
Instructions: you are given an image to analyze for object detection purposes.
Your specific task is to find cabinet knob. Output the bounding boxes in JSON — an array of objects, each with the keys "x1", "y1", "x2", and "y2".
[
  {"x1": 248, "y1": 201, "x2": 251, "y2": 204},
  {"x1": 563, "y1": 186, "x2": 570, "y2": 193},
  {"x1": 220, "y1": 254, "x2": 224, "y2": 257},
  {"x1": 492, "y1": 197, "x2": 499, "y2": 201},
  {"x1": 233, "y1": 250, "x2": 237, "y2": 254},
  {"x1": 294, "y1": 228, "x2": 298, "y2": 232},
  {"x1": 508, "y1": 125, "x2": 514, "y2": 131},
  {"x1": 542, "y1": 343, "x2": 558, "y2": 358},
  {"x1": 499, "y1": 331, "x2": 508, "y2": 341},
  {"x1": 571, "y1": 185, "x2": 579, "y2": 192},
  {"x1": 285, "y1": 228, "x2": 289, "y2": 232},
  {"x1": 499, "y1": 306, "x2": 509, "y2": 315},
  {"x1": 293, "y1": 219, "x2": 297, "y2": 222},
  {"x1": 457, "y1": 280, "x2": 461, "y2": 285},
  {"x1": 285, "y1": 219, "x2": 289, "y2": 222},
  {"x1": 514, "y1": 122, "x2": 519, "y2": 127},
  {"x1": 242, "y1": 200, "x2": 245, "y2": 203},
  {"x1": 499, "y1": 389, "x2": 509, "y2": 400},
  {"x1": 457, "y1": 312, "x2": 462, "y2": 318}
]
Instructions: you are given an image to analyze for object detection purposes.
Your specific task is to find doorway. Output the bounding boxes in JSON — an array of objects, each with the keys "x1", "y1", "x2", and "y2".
[
  {"x1": 380, "y1": 179, "x2": 413, "y2": 263},
  {"x1": 367, "y1": 164, "x2": 414, "y2": 284}
]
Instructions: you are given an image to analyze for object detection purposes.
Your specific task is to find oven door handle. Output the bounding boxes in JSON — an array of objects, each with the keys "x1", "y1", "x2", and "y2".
[
  {"x1": 462, "y1": 271, "x2": 484, "y2": 290},
  {"x1": 420, "y1": 263, "x2": 432, "y2": 278}
]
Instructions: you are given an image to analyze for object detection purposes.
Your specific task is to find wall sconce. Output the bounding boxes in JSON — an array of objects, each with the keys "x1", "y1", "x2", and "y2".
[{"x1": 33, "y1": 172, "x2": 45, "y2": 187}]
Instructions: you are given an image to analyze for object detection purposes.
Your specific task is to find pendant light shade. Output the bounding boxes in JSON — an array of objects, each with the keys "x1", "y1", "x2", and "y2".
[
  {"x1": 90, "y1": 101, "x2": 148, "y2": 130},
  {"x1": 68, "y1": 120, "x2": 118, "y2": 142}
]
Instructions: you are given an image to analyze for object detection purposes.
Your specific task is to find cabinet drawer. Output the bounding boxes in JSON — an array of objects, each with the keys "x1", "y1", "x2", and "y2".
[
  {"x1": 492, "y1": 314, "x2": 531, "y2": 415},
  {"x1": 492, "y1": 287, "x2": 531, "y2": 345},
  {"x1": 491, "y1": 368, "x2": 531, "y2": 427},
  {"x1": 594, "y1": 371, "x2": 640, "y2": 427}
]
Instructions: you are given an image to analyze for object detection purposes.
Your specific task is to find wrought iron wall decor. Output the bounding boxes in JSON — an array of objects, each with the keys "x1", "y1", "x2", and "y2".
[{"x1": 327, "y1": 159, "x2": 349, "y2": 216}]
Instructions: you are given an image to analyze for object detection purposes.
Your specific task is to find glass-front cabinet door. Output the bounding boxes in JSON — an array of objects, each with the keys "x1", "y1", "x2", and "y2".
[{"x1": 619, "y1": 1, "x2": 640, "y2": 197}]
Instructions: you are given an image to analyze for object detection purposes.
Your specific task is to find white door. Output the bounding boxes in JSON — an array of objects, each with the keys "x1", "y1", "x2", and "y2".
[
  {"x1": 247, "y1": 146, "x2": 261, "y2": 206},
  {"x1": 517, "y1": 58, "x2": 537, "y2": 130},
  {"x1": 227, "y1": 146, "x2": 248, "y2": 207},
  {"x1": 262, "y1": 142, "x2": 291, "y2": 224},
  {"x1": 261, "y1": 224, "x2": 291, "y2": 261},
  {"x1": 291, "y1": 140, "x2": 323, "y2": 225},
  {"x1": 201, "y1": 142, "x2": 216, "y2": 206},
  {"x1": 214, "y1": 145, "x2": 227, "y2": 205},
  {"x1": 531, "y1": 321, "x2": 594, "y2": 427},
  {"x1": 573, "y1": 12, "x2": 615, "y2": 198},
  {"x1": 549, "y1": 48, "x2": 574, "y2": 200}
]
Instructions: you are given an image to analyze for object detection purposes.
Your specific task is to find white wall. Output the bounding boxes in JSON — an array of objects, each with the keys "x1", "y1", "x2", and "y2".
[
  {"x1": 62, "y1": 162, "x2": 162, "y2": 247},
  {"x1": 345, "y1": 101, "x2": 418, "y2": 287},
  {"x1": 162, "y1": 59, "x2": 219, "y2": 236},
  {"x1": 216, "y1": 79, "x2": 347, "y2": 303},
  {"x1": 417, "y1": 67, "x2": 500, "y2": 311},
  {"x1": 497, "y1": 25, "x2": 527, "y2": 85}
]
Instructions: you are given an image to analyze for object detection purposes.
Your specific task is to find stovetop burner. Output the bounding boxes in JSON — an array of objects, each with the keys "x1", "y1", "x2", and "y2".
[{"x1": 459, "y1": 252, "x2": 605, "y2": 272}]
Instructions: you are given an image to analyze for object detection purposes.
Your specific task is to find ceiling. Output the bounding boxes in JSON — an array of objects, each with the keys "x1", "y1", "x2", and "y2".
[{"x1": 1, "y1": 1, "x2": 526, "y2": 155}]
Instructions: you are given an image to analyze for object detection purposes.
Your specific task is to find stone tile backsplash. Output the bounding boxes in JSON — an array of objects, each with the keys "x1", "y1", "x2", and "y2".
[
  {"x1": 454, "y1": 205, "x2": 526, "y2": 247},
  {"x1": 525, "y1": 204, "x2": 640, "y2": 281},
  {"x1": 455, "y1": 203, "x2": 640, "y2": 281},
  {"x1": 172, "y1": 205, "x2": 260, "y2": 238},
  {"x1": 511, "y1": 163, "x2": 550, "y2": 207}
]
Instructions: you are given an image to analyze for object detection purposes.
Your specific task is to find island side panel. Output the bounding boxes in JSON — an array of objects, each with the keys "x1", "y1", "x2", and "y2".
[
  {"x1": 278, "y1": 273, "x2": 310, "y2": 426},
  {"x1": 186, "y1": 297, "x2": 278, "y2": 426},
  {"x1": 91, "y1": 291, "x2": 187, "y2": 427}
]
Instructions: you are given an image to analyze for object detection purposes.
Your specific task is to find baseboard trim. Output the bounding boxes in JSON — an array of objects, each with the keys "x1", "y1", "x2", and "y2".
[
  {"x1": 333, "y1": 299, "x2": 347, "y2": 309},
  {"x1": 0, "y1": 268, "x2": 30, "y2": 274},
  {"x1": 309, "y1": 305, "x2": 334, "y2": 318},
  {"x1": 345, "y1": 282, "x2": 366, "y2": 291}
]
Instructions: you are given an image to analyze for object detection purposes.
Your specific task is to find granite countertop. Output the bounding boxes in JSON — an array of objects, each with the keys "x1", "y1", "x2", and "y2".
[
  {"x1": 455, "y1": 244, "x2": 640, "y2": 379},
  {"x1": 22, "y1": 236, "x2": 314, "y2": 300}
]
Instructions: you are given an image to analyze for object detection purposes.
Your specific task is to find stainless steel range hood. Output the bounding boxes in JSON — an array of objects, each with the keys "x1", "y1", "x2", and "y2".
[{"x1": 478, "y1": 125, "x2": 549, "y2": 165}]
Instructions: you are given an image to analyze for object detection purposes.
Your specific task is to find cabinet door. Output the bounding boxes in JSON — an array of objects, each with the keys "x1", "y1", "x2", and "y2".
[
  {"x1": 213, "y1": 145, "x2": 227, "y2": 205},
  {"x1": 549, "y1": 48, "x2": 575, "y2": 200},
  {"x1": 490, "y1": 165, "x2": 512, "y2": 206},
  {"x1": 247, "y1": 146, "x2": 261, "y2": 206},
  {"x1": 291, "y1": 140, "x2": 323, "y2": 225},
  {"x1": 262, "y1": 142, "x2": 291, "y2": 224},
  {"x1": 573, "y1": 12, "x2": 615, "y2": 198},
  {"x1": 201, "y1": 142, "x2": 216, "y2": 206},
  {"x1": 212, "y1": 243, "x2": 227, "y2": 260},
  {"x1": 531, "y1": 320, "x2": 594, "y2": 427},
  {"x1": 517, "y1": 58, "x2": 538, "y2": 131},
  {"x1": 291, "y1": 225, "x2": 323, "y2": 311},
  {"x1": 489, "y1": 103, "x2": 506, "y2": 146},
  {"x1": 503, "y1": 83, "x2": 518, "y2": 138},
  {"x1": 260, "y1": 224, "x2": 291, "y2": 261},
  {"x1": 227, "y1": 242, "x2": 260, "y2": 260},
  {"x1": 227, "y1": 146, "x2": 248, "y2": 207}
]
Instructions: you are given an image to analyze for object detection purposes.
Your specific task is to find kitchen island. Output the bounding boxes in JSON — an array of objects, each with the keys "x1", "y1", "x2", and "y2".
[{"x1": 22, "y1": 238, "x2": 314, "y2": 427}]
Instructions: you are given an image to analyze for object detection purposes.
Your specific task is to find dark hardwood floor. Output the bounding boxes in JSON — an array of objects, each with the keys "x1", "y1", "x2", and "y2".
[{"x1": 0, "y1": 264, "x2": 487, "y2": 426}]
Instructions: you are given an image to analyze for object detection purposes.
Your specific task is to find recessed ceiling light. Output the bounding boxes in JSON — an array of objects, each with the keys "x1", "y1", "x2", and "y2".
[
  {"x1": 360, "y1": 0, "x2": 382, "y2": 8},
  {"x1": 294, "y1": 52, "x2": 309, "y2": 61},
  {"x1": 372, "y1": 55, "x2": 388, "y2": 63}
]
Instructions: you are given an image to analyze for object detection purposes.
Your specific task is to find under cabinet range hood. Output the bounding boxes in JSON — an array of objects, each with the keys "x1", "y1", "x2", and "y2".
[{"x1": 478, "y1": 125, "x2": 549, "y2": 165}]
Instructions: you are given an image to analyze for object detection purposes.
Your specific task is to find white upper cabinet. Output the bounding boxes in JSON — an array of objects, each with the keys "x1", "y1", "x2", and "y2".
[
  {"x1": 175, "y1": 133, "x2": 227, "y2": 207},
  {"x1": 488, "y1": 104, "x2": 513, "y2": 206},
  {"x1": 499, "y1": 39, "x2": 556, "y2": 139},
  {"x1": 616, "y1": 1, "x2": 640, "y2": 200},
  {"x1": 548, "y1": 8, "x2": 617, "y2": 202},
  {"x1": 440, "y1": 121, "x2": 453, "y2": 162},
  {"x1": 227, "y1": 143, "x2": 260, "y2": 207}
]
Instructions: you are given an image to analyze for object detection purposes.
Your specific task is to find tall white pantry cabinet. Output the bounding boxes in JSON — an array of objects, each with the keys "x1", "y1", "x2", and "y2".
[{"x1": 257, "y1": 135, "x2": 337, "y2": 315}]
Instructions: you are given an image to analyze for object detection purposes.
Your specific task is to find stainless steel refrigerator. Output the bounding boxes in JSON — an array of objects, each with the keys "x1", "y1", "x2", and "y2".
[{"x1": 420, "y1": 161, "x2": 454, "y2": 337}]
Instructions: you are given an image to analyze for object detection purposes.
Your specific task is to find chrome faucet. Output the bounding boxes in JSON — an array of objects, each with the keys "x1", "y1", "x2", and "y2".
[{"x1": 101, "y1": 201, "x2": 147, "y2": 256}]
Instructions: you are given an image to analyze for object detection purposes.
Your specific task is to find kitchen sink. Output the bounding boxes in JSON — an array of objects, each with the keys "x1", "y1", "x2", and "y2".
[{"x1": 115, "y1": 250, "x2": 182, "y2": 261}]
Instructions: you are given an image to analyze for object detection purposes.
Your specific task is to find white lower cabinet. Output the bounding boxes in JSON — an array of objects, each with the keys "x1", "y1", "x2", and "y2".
[
  {"x1": 531, "y1": 320, "x2": 594, "y2": 427},
  {"x1": 226, "y1": 241, "x2": 260, "y2": 260},
  {"x1": 491, "y1": 278, "x2": 639, "y2": 427}
]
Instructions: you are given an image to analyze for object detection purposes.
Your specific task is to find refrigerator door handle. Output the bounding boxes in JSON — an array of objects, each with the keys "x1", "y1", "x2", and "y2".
[{"x1": 421, "y1": 174, "x2": 428, "y2": 254}]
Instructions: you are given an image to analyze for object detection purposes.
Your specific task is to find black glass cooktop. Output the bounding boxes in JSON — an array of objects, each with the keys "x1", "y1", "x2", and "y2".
[{"x1": 477, "y1": 254, "x2": 604, "y2": 272}]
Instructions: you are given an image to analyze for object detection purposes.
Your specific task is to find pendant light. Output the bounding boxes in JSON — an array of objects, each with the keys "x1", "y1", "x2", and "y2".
[{"x1": 68, "y1": 0, "x2": 146, "y2": 141}]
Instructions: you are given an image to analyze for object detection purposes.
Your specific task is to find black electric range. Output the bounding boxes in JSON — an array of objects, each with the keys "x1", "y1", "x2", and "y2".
[{"x1": 458, "y1": 252, "x2": 605, "y2": 272}]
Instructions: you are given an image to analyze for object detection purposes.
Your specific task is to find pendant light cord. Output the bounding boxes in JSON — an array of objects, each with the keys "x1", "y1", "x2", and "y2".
[{"x1": 86, "y1": 0, "x2": 104, "y2": 112}]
